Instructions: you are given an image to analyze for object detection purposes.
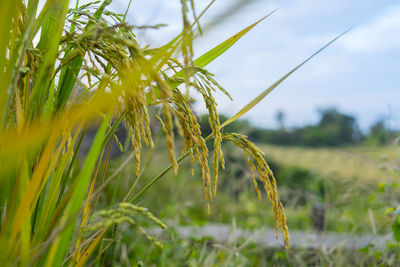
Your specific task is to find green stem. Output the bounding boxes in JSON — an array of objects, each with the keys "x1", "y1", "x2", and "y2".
[
  {"x1": 130, "y1": 150, "x2": 191, "y2": 203},
  {"x1": 109, "y1": 224, "x2": 118, "y2": 266},
  {"x1": 123, "y1": 0, "x2": 133, "y2": 22}
]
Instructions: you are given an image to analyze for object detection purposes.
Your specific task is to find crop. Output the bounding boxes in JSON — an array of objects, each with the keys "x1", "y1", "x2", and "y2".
[{"x1": 0, "y1": 0, "x2": 343, "y2": 265}]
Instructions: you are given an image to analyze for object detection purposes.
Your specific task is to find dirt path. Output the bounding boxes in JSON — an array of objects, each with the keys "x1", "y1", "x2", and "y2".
[{"x1": 151, "y1": 223, "x2": 393, "y2": 250}]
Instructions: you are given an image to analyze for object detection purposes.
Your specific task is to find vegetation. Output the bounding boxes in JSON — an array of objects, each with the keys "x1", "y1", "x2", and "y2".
[
  {"x1": 102, "y1": 140, "x2": 400, "y2": 265},
  {"x1": 262, "y1": 144, "x2": 398, "y2": 181},
  {"x1": 2, "y1": 0, "x2": 396, "y2": 266}
]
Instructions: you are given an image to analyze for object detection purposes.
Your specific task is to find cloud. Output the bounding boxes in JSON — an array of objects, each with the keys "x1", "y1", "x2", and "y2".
[{"x1": 340, "y1": 5, "x2": 400, "y2": 52}]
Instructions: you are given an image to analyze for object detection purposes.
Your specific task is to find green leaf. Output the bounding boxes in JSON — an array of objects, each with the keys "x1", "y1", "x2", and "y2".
[
  {"x1": 146, "y1": 10, "x2": 277, "y2": 104},
  {"x1": 138, "y1": 28, "x2": 350, "y2": 206},
  {"x1": 29, "y1": 0, "x2": 69, "y2": 118},
  {"x1": 0, "y1": 1, "x2": 18, "y2": 128},
  {"x1": 56, "y1": 0, "x2": 112, "y2": 110},
  {"x1": 179, "y1": 9, "x2": 277, "y2": 76},
  {"x1": 378, "y1": 182, "x2": 387, "y2": 193},
  {"x1": 392, "y1": 216, "x2": 400, "y2": 242},
  {"x1": 45, "y1": 113, "x2": 111, "y2": 266}
]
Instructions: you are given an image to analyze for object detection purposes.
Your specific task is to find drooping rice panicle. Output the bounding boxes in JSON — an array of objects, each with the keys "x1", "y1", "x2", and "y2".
[{"x1": 222, "y1": 133, "x2": 290, "y2": 249}]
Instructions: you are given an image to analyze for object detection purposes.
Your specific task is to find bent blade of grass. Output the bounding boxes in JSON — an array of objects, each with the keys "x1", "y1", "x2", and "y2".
[{"x1": 221, "y1": 28, "x2": 351, "y2": 128}]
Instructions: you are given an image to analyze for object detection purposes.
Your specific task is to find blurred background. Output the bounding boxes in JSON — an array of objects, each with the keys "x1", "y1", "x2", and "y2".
[
  {"x1": 97, "y1": 0, "x2": 400, "y2": 265},
  {"x1": 112, "y1": 0, "x2": 400, "y2": 131}
]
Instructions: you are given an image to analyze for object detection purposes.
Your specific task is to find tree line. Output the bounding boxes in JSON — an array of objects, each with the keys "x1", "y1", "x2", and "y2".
[{"x1": 199, "y1": 108, "x2": 398, "y2": 147}]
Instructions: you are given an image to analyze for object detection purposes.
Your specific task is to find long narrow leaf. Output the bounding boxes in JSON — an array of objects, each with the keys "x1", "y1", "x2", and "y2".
[
  {"x1": 135, "y1": 29, "x2": 351, "y2": 205},
  {"x1": 221, "y1": 29, "x2": 351, "y2": 128},
  {"x1": 56, "y1": 0, "x2": 112, "y2": 110},
  {"x1": 0, "y1": 1, "x2": 19, "y2": 128},
  {"x1": 29, "y1": 0, "x2": 69, "y2": 118},
  {"x1": 191, "y1": 9, "x2": 277, "y2": 71},
  {"x1": 45, "y1": 113, "x2": 111, "y2": 266}
]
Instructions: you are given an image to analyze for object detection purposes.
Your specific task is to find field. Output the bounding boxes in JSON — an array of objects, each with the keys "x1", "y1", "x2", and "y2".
[
  {"x1": 99, "y1": 141, "x2": 400, "y2": 265},
  {"x1": 262, "y1": 144, "x2": 400, "y2": 182}
]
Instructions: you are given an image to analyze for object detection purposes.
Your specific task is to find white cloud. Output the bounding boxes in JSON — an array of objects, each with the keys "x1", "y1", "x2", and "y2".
[{"x1": 340, "y1": 5, "x2": 400, "y2": 52}]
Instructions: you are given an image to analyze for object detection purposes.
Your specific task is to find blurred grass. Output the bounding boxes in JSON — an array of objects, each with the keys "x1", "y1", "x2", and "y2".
[
  {"x1": 101, "y1": 141, "x2": 399, "y2": 265},
  {"x1": 105, "y1": 141, "x2": 396, "y2": 234}
]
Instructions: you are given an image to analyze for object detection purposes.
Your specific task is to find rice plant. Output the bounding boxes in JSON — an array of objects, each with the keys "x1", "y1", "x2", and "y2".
[{"x1": 0, "y1": 0, "x2": 343, "y2": 265}]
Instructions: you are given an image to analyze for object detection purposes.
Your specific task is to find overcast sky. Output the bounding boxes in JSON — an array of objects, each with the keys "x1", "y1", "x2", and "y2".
[{"x1": 110, "y1": 0, "x2": 400, "y2": 131}]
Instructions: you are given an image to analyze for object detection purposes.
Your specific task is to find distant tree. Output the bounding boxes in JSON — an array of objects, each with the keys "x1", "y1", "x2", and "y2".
[
  {"x1": 301, "y1": 108, "x2": 361, "y2": 146},
  {"x1": 275, "y1": 110, "x2": 286, "y2": 130},
  {"x1": 200, "y1": 108, "x2": 364, "y2": 147},
  {"x1": 368, "y1": 119, "x2": 389, "y2": 145}
]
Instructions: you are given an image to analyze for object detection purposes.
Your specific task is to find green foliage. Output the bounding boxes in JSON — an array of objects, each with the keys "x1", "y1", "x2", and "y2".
[
  {"x1": 275, "y1": 166, "x2": 318, "y2": 206},
  {"x1": 367, "y1": 119, "x2": 399, "y2": 146},
  {"x1": 392, "y1": 216, "x2": 400, "y2": 242},
  {"x1": 303, "y1": 108, "x2": 361, "y2": 146}
]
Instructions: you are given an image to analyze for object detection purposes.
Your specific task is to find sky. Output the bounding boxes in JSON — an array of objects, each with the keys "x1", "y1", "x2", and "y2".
[{"x1": 109, "y1": 0, "x2": 400, "y2": 131}]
